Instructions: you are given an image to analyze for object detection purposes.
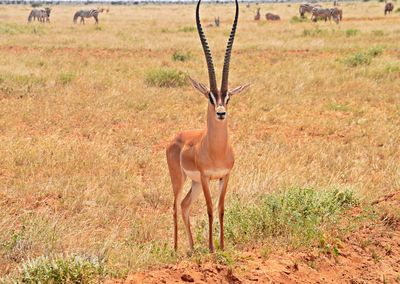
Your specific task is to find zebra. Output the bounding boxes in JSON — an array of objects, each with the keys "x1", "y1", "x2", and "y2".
[
  {"x1": 311, "y1": 7, "x2": 332, "y2": 22},
  {"x1": 265, "y1": 13, "x2": 280, "y2": 21},
  {"x1": 384, "y1": 2, "x2": 394, "y2": 15},
  {"x1": 330, "y1": 7, "x2": 342, "y2": 23},
  {"x1": 254, "y1": 8, "x2": 261, "y2": 21},
  {"x1": 73, "y1": 8, "x2": 104, "y2": 25},
  {"x1": 28, "y1": 7, "x2": 51, "y2": 23},
  {"x1": 299, "y1": 3, "x2": 321, "y2": 18}
]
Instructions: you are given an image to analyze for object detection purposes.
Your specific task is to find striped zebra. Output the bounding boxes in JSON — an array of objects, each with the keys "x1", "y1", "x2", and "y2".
[
  {"x1": 299, "y1": 3, "x2": 321, "y2": 17},
  {"x1": 311, "y1": 7, "x2": 332, "y2": 22},
  {"x1": 265, "y1": 13, "x2": 280, "y2": 21},
  {"x1": 28, "y1": 7, "x2": 51, "y2": 23},
  {"x1": 330, "y1": 7, "x2": 342, "y2": 23},
  {"x1": 384, "y1": 2, "x2": 394, "y2": 15},
  {"x1": 73, "y1": 8, "x2": 104, "y2": 24}
]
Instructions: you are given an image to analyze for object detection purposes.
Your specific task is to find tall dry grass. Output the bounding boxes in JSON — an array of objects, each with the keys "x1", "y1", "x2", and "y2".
[{"x1": 0, "y1": 2, "x2": 399, "y2": 279}]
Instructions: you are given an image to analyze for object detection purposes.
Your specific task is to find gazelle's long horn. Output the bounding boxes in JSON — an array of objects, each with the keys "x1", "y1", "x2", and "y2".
[
  {"x1": 196, "y1": 0, "x2": 217, "y2": 93},
  {"x1": 221, "y1": 0, "x2": 239, "y2": 94}
]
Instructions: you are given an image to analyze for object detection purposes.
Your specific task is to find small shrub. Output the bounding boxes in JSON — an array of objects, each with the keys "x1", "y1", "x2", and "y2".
[
  {"x1": 372, "y1": 30, "x2": 385, "y2": 36},
  {"x1": 345, "y1": 29, "x2": 360, "y2": 37},
  {"x1": 31, "y1": 3, "x2": 42, "y2": 7},
  {"x1": 291, "y1": 16, "x2": 307, "y2": 23},
  {"x1": 145, "y1": 69, "x2": 187, "y2": 88},
  {"x1": 224, "y1": 187, "x2": 357, "y2": 247},
  {"x1": 367, "y1": 46, "x2": 384, "y2": 57},
  {"x1": 343, "y1": 52, "x2": 372, "y2": 67},
  {"x1": 179, "y1": 26, "x2": 195, "y2": 33},
  {"x1": 384, "y1": 63, "x2": 400, "y2": 74},
  {"x1": 7, "y1": 254, "x2": 106, "y2": 283},
  {"x1": 58, "y1": 72, "x2": 75, "y2": 85},
  {"x1": 172, "y1": 51, "x2": 191, "y2": 62},
  {"x1": 395, "y1": 7, "x2": 400, "y2": 13}
]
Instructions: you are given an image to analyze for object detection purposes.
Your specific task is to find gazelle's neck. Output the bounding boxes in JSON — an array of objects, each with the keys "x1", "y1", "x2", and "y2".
[{"x1": 205, "y1": 104, "x2": 228, "y2": 157}]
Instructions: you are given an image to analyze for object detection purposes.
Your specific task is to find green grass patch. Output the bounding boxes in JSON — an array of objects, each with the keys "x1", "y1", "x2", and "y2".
[
  {"x1": 0, "y1": 23, "x2": 44, "y2": 35},
  {"x1": 145, "y1": 68, "x2": 187, "y2": 88},
  {"x1": 291, "y1": 16, "x2": 308, "y2": 23},
  {"x1": 367, "y1": 46, "x2": 384, "y2": 57},
  {"x1": 345, "y1": 29, "x2": 360, "y2": 37},
  {"x1": 224, "y1": 187, "x2": 357, "y2": 248},
  {"x1": 327, "y1": 103, "x2": 351, "y2": 112},
  {"x1": 343, "y1": 52, "x2": 372, "y2": 67},
  {"x1": 179, "y1": 26, "x2": 195, "y2": 33},
  {"x1": 172, "y1": 50, "x2": 191, "y2": 62},
  {"x1": 302, "y1": 28, "x2": 327, "y2": 37},
  {"x1": 58, "y1": 72, "x2": 75, "y2": 85},
  {"x1": 3, "y1": 254, "x2": 106, "y2": 284}
]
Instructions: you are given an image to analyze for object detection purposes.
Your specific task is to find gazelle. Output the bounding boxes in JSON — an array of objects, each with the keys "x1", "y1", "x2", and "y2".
[{"x1": 166, "y1": 0, "x2": 249, "y2": 253}]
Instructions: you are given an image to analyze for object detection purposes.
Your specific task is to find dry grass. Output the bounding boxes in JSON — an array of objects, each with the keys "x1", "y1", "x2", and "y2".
[{"x1": 0, "y1": 1, "x2": 399, "y2": 280}]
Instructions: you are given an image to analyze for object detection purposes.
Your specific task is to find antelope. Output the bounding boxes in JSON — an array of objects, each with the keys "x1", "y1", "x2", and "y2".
[
  {"x1": 166, "y1": 0, "x2": 249, "y2": 252},
  {"x1": 254, "y1": 8, "x2": 261, "y2": 20},
  {"x1": 384, "y1": 2, "x2": 394, "y2": 15},
  {"x1": 265, "y1": 13, "x2": 280, "y2": 21}
]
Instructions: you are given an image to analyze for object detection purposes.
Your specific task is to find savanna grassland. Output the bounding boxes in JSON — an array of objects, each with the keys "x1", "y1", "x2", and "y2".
[{"x1": 0, "y1": 2, "x2": 400, "y2": 282}]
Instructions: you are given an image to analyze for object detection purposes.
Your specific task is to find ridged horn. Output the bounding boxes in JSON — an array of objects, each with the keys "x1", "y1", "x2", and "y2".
[
  {"x1": 196, "y1": 0, "x2": 218, "y2": 93},
  {"x1": 221, "y1": 0, "x2": 239, "y2": 94}
]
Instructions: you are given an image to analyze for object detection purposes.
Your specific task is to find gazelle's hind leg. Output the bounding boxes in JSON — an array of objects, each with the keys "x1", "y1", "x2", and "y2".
[
  {"x1": 181, "y1": 181, "x2": 202, "y2": 250},
  {"x1": 166, "y1": 143, "x2": 185, "y2": 251}
]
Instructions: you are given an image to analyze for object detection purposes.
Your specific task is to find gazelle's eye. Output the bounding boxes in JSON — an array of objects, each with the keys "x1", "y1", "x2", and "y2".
[
  {"x1": 224, "y1": 95, "x2": 230, "y2": 105},
  {"x1": 208, "y1": 92, "x2": 216, "y2": 105}
]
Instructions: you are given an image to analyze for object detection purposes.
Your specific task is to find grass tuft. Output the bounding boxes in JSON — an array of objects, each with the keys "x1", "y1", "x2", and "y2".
[
  {"x1": 343, "y1": 52, "x2": 372, "y2": 67},
  {"x1": 179, "y1": 26, "x2": 195, "y2": 33},
  {"x1": 58, "y1": 72, "x2": 75, "y2": 85},
  {"x1": 345, "y1": 29, "x2": 360, "y2": 37},
  {"x1": 172, "y1": 50, "x2": 191, "y2": 62},
  {"x1": 3, "y1": 254, "x2": 106, "y2": 284},
  {"x1": 302, "y1": 28, "x2": 327, "y2": 37},
  {"x1": 224, "y1": 187, "x2": 357, "y2": 248},
  {"x1": 291, "y1": 16, "x2": 308, "y2": 23},
  {"x1": 145, "y1": 68, "x2": 187, "y2": 88}
]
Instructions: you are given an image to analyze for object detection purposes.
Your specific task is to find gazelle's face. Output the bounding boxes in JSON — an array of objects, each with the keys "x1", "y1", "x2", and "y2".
[{"x1": 208, "y1": 90, "x2": 230, "y2": 121}]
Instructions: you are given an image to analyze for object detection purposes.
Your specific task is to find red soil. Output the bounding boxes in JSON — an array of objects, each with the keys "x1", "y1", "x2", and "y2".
[{"x1": 108, "y1": 192, "x2": 400, "y2": 283}]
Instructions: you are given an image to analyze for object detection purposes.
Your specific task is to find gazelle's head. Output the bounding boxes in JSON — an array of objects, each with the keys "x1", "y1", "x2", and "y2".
[{"x1": 190, "y1": 0, "x2": 250, "y2": 122}]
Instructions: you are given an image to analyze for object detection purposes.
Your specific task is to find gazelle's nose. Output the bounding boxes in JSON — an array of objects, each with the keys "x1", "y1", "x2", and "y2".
[{"x1": 216, "y1": 106, "x2": 226, "y2": 120}]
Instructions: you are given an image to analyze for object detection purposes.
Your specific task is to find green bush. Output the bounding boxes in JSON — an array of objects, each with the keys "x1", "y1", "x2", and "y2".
[
  {"x1": 345, "y1": 29, "x2": 360, "y2": 37},
  {"x1": 224, "y1": 187, "x2": 357, "y2": 247},
  {"x1": 367, "y1": 46, "x2": 384, "y2": 57},
  {"x1": 343, "y1": 52, "x2": 372, "y2": 67},
  {"x1": 172, "y1": 51, "x2": 191, "y2": 62},
  {"x1": 291, "y1": 16, "x2": 308, "y2": 23},
  {"x1": 395, "y1": 7, "x2": 400, "y2": 13},
  {"x1": 6, "y1": 254, "x2": 106, "y2": 284},
  {"x1": 145, "y1": 69, "x2": 187, "y2": 88}
]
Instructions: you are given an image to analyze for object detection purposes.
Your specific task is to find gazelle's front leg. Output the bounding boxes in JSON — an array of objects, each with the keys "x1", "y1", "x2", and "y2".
[
  {"x1": 218, "y1": 175, "x2": 230, "y2": 250},
  {"x1": 200, "y1": 173, "x2": 214, "y2": 252}
]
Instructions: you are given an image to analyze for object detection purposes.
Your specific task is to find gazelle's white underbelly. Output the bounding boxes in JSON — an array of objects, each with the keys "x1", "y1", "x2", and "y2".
[{"x1": 183, "y1": 168, "x2": 230, "y2": 182}]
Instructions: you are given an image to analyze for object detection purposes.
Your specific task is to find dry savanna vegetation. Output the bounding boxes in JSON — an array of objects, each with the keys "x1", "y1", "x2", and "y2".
[{"x1": 0, "y1": 2, "x2": 399, "y2": 283}]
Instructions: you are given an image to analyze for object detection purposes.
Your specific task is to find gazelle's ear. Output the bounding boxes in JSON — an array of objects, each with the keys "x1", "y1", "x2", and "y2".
[
  {"x1": 228, "y1": 84, "x2": 251, "y2": 96},
  {"x1": 188, "y1": 77, "x2": 210, "y2": 97}
]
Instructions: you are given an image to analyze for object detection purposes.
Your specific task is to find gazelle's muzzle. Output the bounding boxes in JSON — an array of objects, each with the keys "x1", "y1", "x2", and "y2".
[{"x1": 216, "y1": 105, "x2": 226, "y2": 120}]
